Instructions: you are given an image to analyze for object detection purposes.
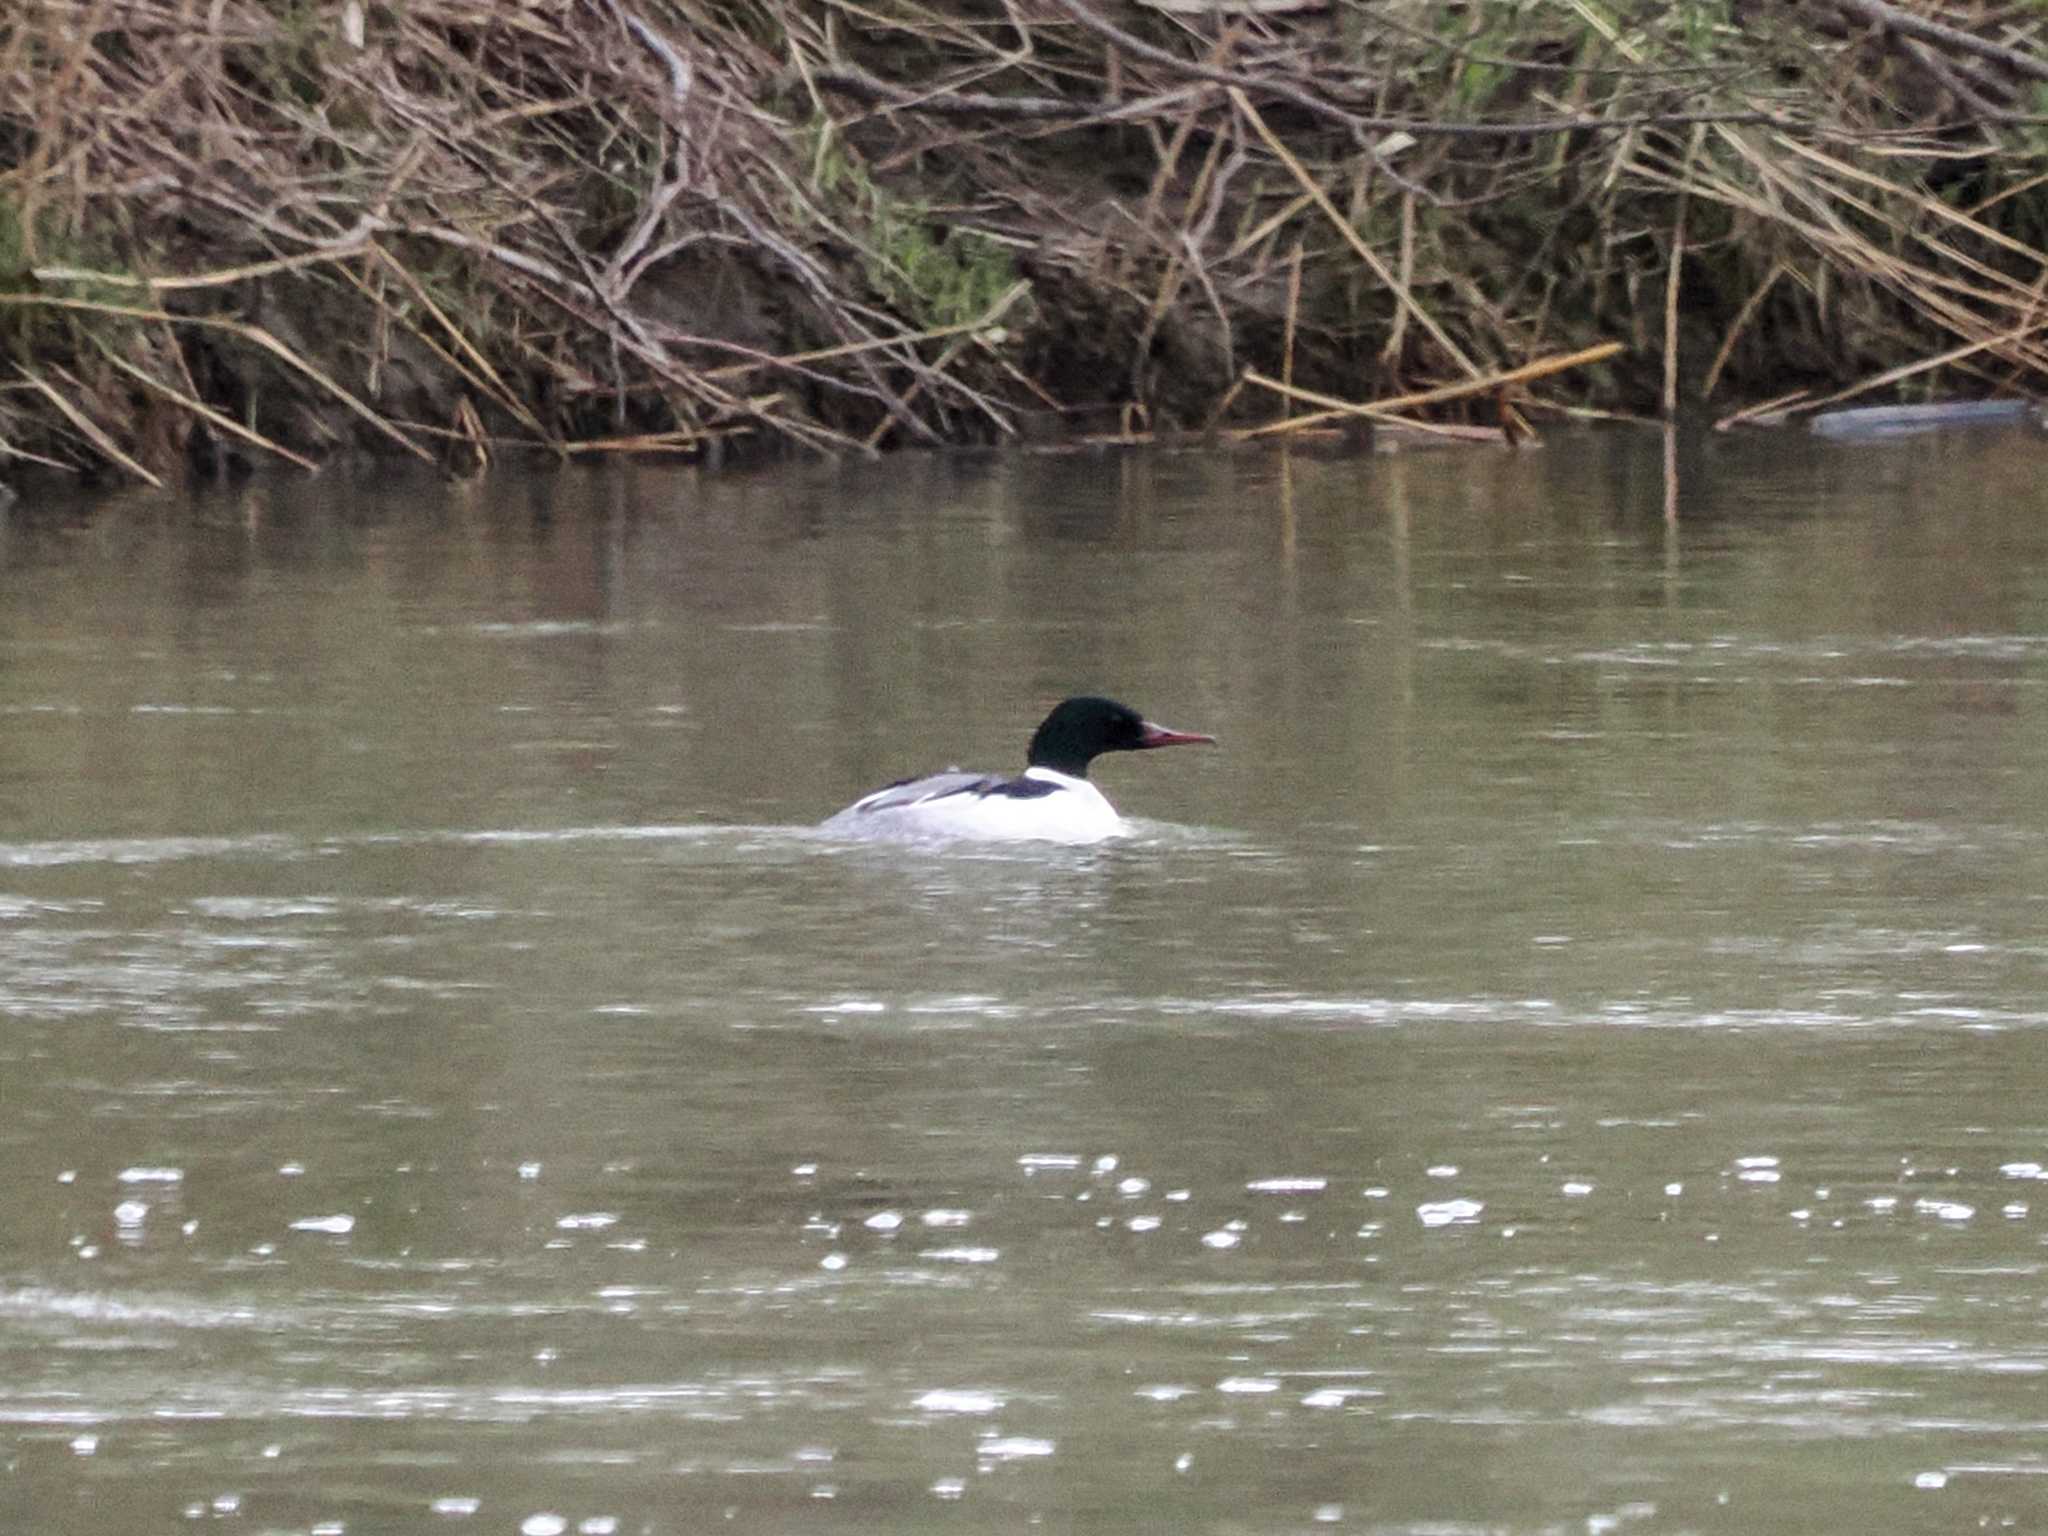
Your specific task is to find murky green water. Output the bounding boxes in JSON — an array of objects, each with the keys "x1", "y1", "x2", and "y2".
[{"x1": 7, "y1": 428, "x2": 2048, "y2": 1533}]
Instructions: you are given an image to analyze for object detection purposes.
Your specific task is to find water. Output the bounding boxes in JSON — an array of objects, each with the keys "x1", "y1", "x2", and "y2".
[{"x1": 6, "y1": 428, "x2": 2048, "y2": 1532}]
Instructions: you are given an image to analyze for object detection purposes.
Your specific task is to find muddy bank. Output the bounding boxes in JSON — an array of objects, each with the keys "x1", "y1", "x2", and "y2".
[{"x1": 3, "y1": 0, "x2": 2046, "y2": 488}]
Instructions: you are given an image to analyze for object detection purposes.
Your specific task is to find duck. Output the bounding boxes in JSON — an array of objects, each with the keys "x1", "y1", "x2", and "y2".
[{"x1": 820, "y1": 695, "x2": 1215, "y2": 844}]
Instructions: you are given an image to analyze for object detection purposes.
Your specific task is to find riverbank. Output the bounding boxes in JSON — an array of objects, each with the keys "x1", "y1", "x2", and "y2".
[{"x1": 4, "y1": 0, "x2": 2046, "y2": 487}]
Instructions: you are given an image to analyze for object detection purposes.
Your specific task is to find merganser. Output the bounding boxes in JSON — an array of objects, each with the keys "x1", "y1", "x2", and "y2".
[{"x1": 821, "y1": 696, "x2": 1216, "y2": 844}]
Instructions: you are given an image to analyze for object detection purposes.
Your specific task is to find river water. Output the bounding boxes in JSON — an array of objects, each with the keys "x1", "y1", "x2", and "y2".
[{"x1": 5, "y1": 427, "x2": 2048, "y2": 1533}]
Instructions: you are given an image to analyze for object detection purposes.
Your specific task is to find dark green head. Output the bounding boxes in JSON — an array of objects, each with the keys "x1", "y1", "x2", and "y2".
[{"x1": 1025, "y1": 696, "x2": 1215, "y2": 778}]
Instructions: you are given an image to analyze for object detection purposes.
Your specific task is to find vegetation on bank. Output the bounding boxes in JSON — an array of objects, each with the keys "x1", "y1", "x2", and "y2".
[{"x1": 3, "y1": 0, "x2": 2048, "y2": 486}]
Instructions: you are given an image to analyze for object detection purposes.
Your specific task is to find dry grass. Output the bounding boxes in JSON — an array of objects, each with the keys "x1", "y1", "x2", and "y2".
[{"x1": 2, "y1": 0, "x2": 2047, "y2": 484}]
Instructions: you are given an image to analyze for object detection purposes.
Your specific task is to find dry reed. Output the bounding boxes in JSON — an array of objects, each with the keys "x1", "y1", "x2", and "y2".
[{"x1": 1, "y1": 0, "x2": 2046, "y2": 484}]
